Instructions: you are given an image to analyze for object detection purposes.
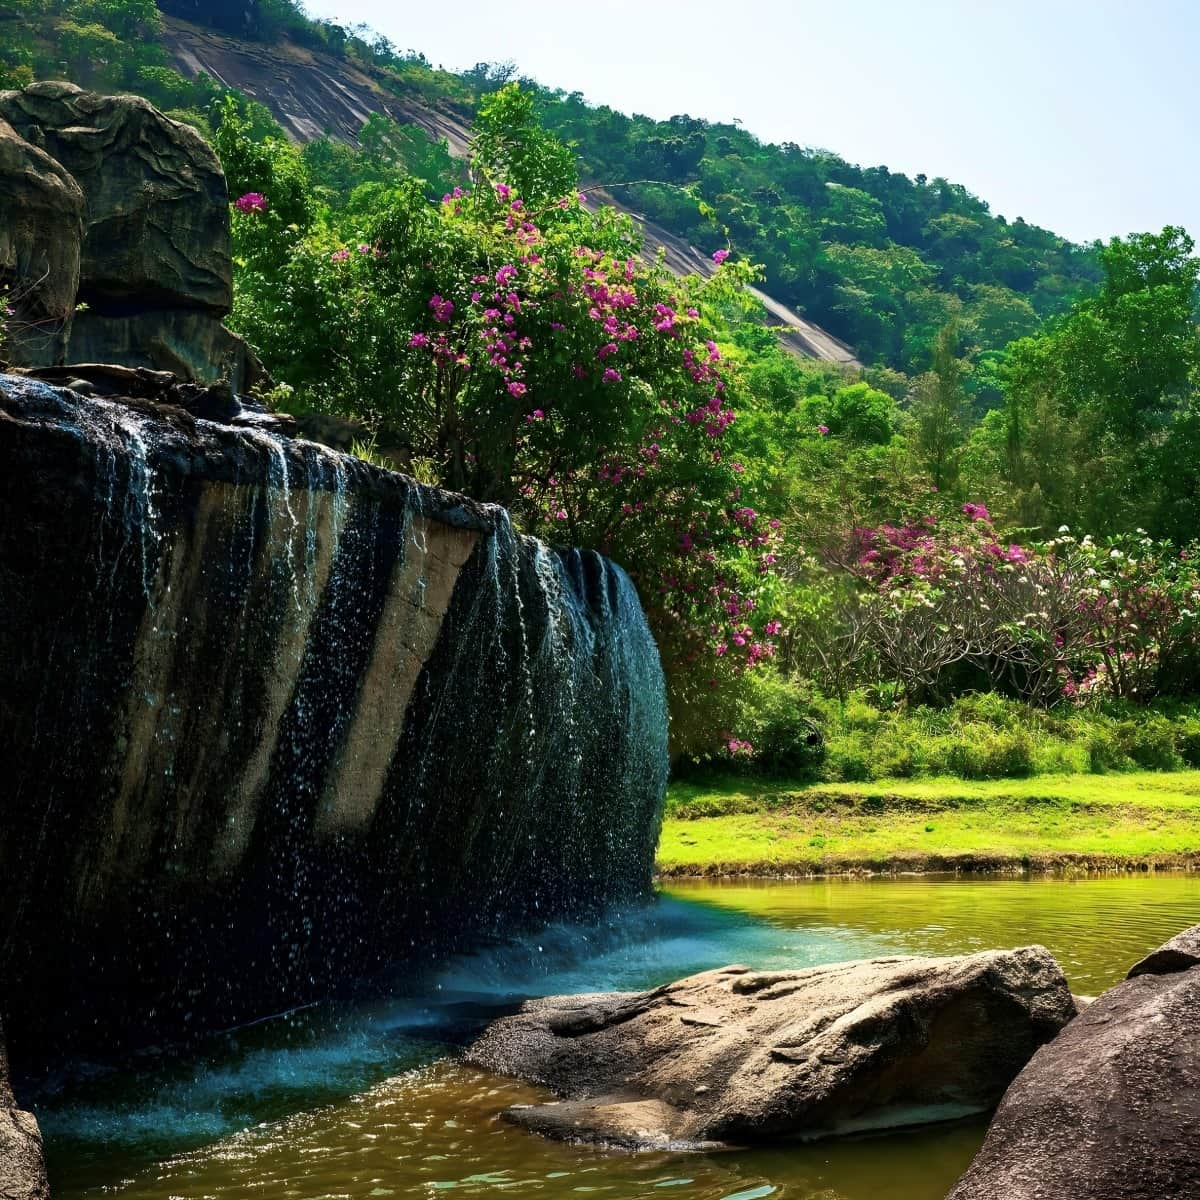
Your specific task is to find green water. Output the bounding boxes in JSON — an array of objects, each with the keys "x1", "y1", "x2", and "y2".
[{"x1": 40, "y1": 873, "x2": 1200, "y2": 1200}]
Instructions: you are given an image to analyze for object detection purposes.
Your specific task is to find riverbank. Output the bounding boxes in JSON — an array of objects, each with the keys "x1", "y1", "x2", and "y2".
[{"x1": 657, "y1": 771, "x2": 1200, "y2": 876}]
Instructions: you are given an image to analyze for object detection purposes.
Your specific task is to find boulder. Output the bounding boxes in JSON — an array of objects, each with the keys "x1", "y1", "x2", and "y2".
[
  {"x1": 0, "y1": 114, "x2": 85, "y2": 367},
  {"x1": 1127, "y1": 923, "x2": 1200, "y2": 978},
  {"x1": 946, "y1": 925, "x2": 1200, "y2": 1200},
  {"x1": 466, "y1": 948, "x2": 1075, "y2": 1148},
  {"x1": 0, "y1": 81, "x2": 244, "y2": 385},
  {"x1": 0, "y1": 81, "x2": 230, "y2": 312},
  {"x1": 0, "y1": 1023, "x2": 48, "y2": 1200}
]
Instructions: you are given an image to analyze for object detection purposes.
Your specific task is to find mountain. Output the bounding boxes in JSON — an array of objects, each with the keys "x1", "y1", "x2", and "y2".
[{"x1": 2, "y1": 0, "x2": 1102, "y2": 372}]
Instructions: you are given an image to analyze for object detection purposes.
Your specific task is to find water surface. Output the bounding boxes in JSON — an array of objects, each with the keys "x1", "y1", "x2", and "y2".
[{"x1": 39, "y1": 873, "x2": 1200, "y2": 1200}]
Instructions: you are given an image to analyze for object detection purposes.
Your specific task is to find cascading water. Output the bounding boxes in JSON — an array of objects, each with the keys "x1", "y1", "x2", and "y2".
[{"x1": 0, "y1": 373, "x2": 669, "y2": 1072}]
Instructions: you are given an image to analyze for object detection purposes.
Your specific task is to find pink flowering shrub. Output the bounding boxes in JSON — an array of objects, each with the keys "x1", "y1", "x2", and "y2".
[
  {"x1": 223, "y1": 84, "x2": 784, "y2": 742},
  {"x1": 824, "y1": 509, "x2": 1200, "y2": 704}
]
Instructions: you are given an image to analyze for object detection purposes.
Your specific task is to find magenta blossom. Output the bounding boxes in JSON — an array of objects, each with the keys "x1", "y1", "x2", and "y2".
[
  {"x1": 235, "y1": 192, "x2": 267, "y2": 214},
  {"x1": 408, "y1": 332, "x2": 430, "y2": 348},
  {"x1": 712, "y1": 249, "x2": 730, "y2": 265},
  {"x1": 817, "y1": 424, "x2": 830, "y2": 435}
]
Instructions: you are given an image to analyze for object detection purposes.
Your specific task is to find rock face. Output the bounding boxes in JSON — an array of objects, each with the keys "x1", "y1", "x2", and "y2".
[
  {"x1": 0, "y1": 1024, "x2": 48, "y2": 1200},
  {"x1": 466, "y1": 948, "x2": 1076, "y2": 1149},
  {"x1": 946, "y1": 926, "x2": 1200, "y2": 1200},
  {"x1": 0, "y1": 82, "x2": 247, "y2": 385},
  {"x1": 0, "y1": 374, "x2": 669, "y2": 1066},
  {"x1": 0, "y1": 114, "x2": 85, "y2": 366}
]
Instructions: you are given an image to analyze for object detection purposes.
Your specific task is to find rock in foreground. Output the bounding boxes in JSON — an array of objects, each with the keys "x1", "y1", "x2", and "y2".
[
  {"x1": 0, "y1": 1023, "x2": 48, "y2": 1200},
  {"x1": 946, "y1": 925, "x2": 1200, "y2": 1200},
  {"x1": 466, "y1": 948, "x2": 1075, "y2": 1148}
]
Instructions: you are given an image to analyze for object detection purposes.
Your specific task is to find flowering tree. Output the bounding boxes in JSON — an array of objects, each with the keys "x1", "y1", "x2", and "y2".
[
  {"x1": 221, "y1": 85, "x2": 783, "y2": 749},
  {"x1": 824, "y1": 506, "x2": 1200, "y2": 704}
]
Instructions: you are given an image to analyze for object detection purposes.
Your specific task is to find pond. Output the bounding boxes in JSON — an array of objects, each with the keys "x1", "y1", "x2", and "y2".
[{"x1": 38, "y1": 873, "x2": 1200, "y2": 1200}]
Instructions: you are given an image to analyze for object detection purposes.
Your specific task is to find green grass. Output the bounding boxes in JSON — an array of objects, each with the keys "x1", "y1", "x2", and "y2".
[{"x1": 658, "y1": 771, "x2": 1200, "y2": 875}]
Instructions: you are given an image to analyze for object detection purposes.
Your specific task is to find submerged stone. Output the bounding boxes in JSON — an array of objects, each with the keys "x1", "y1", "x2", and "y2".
[
  {"x1": 465, "y1": 946, "x2": 1076, "y2": 1148},
  {"x1": 0, "y1": 373, "x2": 668, "y2": 1068}
]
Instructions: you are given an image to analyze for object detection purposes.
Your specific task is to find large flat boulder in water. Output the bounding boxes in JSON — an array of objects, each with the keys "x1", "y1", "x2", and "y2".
[
  {"x1": 946, "y1": 924, "x2": 1200, "y2": 1200},
  {"x1": 466, "y1": 948, "x2": 1075, "y2": 1148}
]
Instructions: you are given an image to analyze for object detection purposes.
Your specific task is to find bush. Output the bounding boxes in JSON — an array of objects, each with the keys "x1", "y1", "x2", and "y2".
[{"x1": 728, "y1": 673, "x2": 826, "y2": 776}]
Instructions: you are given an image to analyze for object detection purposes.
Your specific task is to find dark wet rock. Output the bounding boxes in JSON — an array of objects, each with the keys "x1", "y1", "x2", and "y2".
[
  {"x1": 0, "y1": 374, "x2": 668, "y2": 1066},
  {"x1": 0, "y1": 1023, "x2": 48, "y2": 1200},
  {"x1": 466, "y1": 948, "x2": 1075, "y2": 1148},
  {"x1": 946, "y1": 924, "x2": 1200, "y2": 1200},
  {"x1": 0, "y1": 114, "x2": 85, "y2": 367}
]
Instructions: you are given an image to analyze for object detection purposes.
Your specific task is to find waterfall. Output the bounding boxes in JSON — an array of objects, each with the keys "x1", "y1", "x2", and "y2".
[{"x1": 0, "y1": 373, "x2": 669, "y2": 1062}]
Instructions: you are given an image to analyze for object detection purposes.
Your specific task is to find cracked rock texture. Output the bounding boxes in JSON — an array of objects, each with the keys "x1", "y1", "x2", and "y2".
[
  {"x1": 466, "y1": 947, "x2": 1075, "y2": 1148},
  {"x1": 0, "y1": 112, "x2": 84, "y2": 366},
  {"x1": 0, "y1": 82, "x2": 256, "y2": 385},
  {"x1": 946, "y1": 923, "x2": 1200, "y2": 1200}
]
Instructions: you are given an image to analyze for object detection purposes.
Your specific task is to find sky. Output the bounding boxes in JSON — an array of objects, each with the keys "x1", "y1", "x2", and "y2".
[{"x1": 304, "y1": 0, "x2": 1198, "y2": 246}]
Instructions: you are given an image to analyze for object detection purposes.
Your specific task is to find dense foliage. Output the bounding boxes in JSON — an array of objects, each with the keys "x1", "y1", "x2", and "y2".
[{"x1": 7, "y1": 0, "x2": 1200, "y2": 771}]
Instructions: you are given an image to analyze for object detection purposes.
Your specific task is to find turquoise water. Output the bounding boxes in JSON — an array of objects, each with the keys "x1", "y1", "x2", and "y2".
[{"x1": 38, "y1": 873, "x2": 1200, "y2": 1199}]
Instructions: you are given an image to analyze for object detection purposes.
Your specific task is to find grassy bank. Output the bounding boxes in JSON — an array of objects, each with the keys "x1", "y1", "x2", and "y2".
[{"x1": 658, "y1": 771, "x2": 1200, "y2": 876}]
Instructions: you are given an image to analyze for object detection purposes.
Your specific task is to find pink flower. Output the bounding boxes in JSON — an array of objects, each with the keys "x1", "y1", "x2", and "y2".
[
  {"x1": 596, "y1": 342, "x2": 619, "y2": 360},
  {"x1": 357, "y1": 243, "x2": 371, "y2": 254},
  {"x1": 429, "y1": 294, "x2": 455, "y2": 322},
  {"x1": 330, "y1": 248, "x2": 350, "y2": 263},
  {"x1": 507, "y1": 381, "x2": 527, "y2": 397},
  {"x1": 408, "y1": 332, "x2": 430, "y2": 348},
  {"x1": 495, "y1": 183, "x2": 512, "y2": 201},
  {"x1": 525, "y1": 408, "x2": 545, "y2": 421},
  {"x1": 765, "y1": 620, "x2": 782, "y2": 636},
  {"x1": 602, "y1": 367, "x2": 622, "y2": 383},
  {"x1": 962, "y1": 502, "x2": 992, "y2": 523},
  {"x1": 817, "y1": 424, "x2": 829, "y2": 435},
  {"x1": 554, "y1": 508, "x2": 567, "y2": 520},
  {"x1": 235, "y1": 192, "x2": 267, "y2": 214},
  {"x1": 712, "y1": 249, "x2": 730, "y2": 265}
]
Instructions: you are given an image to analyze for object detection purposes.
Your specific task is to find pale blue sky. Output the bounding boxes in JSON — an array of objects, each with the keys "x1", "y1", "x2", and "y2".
[{"x1": 307, "y1": 0, "x2": 1197, "y2": 245}]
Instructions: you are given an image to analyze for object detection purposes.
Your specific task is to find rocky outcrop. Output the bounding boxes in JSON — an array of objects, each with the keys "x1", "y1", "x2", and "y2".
[
  {"x1": 946, "y1": 925, "x2": 1200, "y2": 1200},
  {"x1": 0, "y1": 82, "x2": 230, "y2": 309},
  {"x1": 466, "y1": 948, "x2": 1076, "y2": 1148},
  {"x1": 0, "y1": 373, "x2": 668, "y2": 1066},
  {"x1": 0, "y1": 1023, "x2": 48, "y2": 1200},
  {"x1": 0, "y1": 82, "x2": 252, "y2": 386},
  {"x1": 0, "y1": 114, "x2": 85, "y2": 367}
]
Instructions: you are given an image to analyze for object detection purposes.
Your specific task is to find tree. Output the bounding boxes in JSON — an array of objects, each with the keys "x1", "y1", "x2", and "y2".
[{"x1": 910, "y1": 321, "x2": 968, "y2": 493}]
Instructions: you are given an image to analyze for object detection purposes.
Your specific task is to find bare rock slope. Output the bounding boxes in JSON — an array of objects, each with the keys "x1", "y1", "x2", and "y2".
[{"x1": 159, "y1": 19, "x2": 859, "y2": 367}]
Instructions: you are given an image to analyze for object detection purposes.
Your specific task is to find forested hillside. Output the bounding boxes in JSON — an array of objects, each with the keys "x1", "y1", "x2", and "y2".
[{"x1": 2, "y1": 0, "x2": 1101, "y2": 372}]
